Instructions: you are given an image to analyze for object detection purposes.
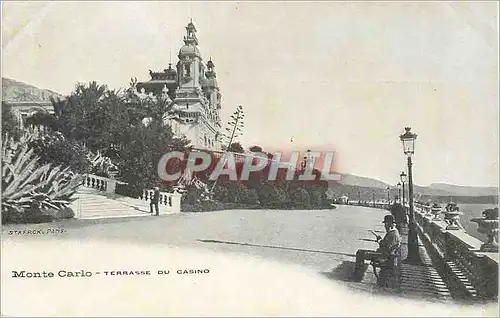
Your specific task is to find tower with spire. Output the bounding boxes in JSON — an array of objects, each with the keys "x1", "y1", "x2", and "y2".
[{"x1": 135, "y1": 20, "x2": 223, "y2": 150}]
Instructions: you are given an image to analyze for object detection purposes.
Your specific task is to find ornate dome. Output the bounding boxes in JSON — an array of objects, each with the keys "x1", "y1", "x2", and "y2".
[{"x1": 178, "y1": 45, "x2": 201, "y2": 58}]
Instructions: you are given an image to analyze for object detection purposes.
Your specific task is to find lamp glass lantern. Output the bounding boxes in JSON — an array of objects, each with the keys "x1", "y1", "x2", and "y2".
[
  {"x1": 399, "y1": 127, "x2": 417, "y2": 156},
  {"x1": 400, "y1": 171, "x2": 407, "y2": 183}
]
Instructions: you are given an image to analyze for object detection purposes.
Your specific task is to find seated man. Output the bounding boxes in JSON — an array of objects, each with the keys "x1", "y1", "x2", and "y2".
[{"x1": 352, "y1": 214, "x2": 402, "y2": 282}]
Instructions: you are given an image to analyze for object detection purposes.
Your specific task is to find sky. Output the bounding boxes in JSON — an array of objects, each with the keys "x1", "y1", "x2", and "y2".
[{"x1": 2, "y1": 1, "x2": 498, "y2": 187}]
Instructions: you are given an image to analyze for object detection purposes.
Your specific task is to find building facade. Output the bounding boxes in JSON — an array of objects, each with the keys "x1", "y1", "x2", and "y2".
[{"x1": 135, "y1": 21, "x2": 223, "y2": 151}]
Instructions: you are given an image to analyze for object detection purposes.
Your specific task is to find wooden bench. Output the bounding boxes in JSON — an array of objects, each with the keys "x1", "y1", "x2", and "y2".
[{"x1": 370, "y1": 246, "x2": 402, "y2": 288}]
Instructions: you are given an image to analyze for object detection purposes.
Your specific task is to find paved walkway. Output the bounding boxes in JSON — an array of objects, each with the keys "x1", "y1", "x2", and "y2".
[{"x1": 395, "y1": 229, "x2": 453, "y2": 302}]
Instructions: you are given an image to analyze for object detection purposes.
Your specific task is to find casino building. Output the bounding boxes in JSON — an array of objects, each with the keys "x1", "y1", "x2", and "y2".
[{"x1": 134, "y1": 20, "x2": 223, "y2": 151}]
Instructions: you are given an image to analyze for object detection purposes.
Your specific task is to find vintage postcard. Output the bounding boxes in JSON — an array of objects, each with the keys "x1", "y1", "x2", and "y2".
[{"x1": 1, "y1": 1, "x2": 499, "y2": 317}]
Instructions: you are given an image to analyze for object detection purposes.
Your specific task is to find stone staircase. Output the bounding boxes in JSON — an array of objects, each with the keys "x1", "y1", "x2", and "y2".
[
  {"x1": 69, "y1": 188, "x2": 152, "y2": 220},
  {"x1": 70, "y1": 188, "x2": 183, "y2": 220},
  {"x1": 68, "y1": 174, "x2": 182, "y2": 220}
]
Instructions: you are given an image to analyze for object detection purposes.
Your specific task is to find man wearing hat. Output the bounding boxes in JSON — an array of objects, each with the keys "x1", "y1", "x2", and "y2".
[
  {"x1": 150, "y1": 187, "x2": 160, "y2": 216},
  {"x1": 352, "y1": 214, "x2": 402, "y2": 281}
]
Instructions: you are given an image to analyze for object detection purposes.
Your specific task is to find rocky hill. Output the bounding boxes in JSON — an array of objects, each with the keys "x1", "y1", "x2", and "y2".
[
  {"x1": 429, "y1": 183, "x2": 498, "y2": 196},
  {"x1": 2, "y1": 77, "x2": 63, "y2": 103}
]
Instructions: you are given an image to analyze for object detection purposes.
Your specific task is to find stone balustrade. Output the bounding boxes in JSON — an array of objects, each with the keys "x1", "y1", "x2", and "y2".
[
  {"x1": 414, "y1": 203, "x2": 498, "y2": 301},
  {"x1": 139, "y1": 189, "x2": 182, "y2": 214},
  {"x1": 81, "y1": 174, "x2": 182, "y2": 214},
  {"x1": 82, "y1": 174, "x2": 126, "y2": 195}
]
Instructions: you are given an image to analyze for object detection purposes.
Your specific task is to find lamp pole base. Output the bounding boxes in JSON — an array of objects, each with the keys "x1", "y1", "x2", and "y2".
[{"x1": 403, "y1": 222, "x2": 422, "y2": 265}]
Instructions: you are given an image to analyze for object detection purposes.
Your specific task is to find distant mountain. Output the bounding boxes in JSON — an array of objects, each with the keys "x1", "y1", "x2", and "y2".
[
  {"x1": 2, "y1": 77, "x2": 63, "y2": 103},
  {"x1": 339, "y1": 173, "x2": 392, "y2": 189},
  {"x1": 336, "y1": 173, "x2": 498, "y2": 198},
  {"x1": 429, "y1": 183, "x2": 498, "y2": 197}
]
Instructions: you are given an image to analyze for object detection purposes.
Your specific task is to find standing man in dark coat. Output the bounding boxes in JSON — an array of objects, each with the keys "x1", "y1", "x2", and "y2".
[
  {"x1": 150, "y1": 187, "x2": 160, "y2": 216},
  {"x1": 390, "y1": 197, "x2": 405, "y2": 234}
]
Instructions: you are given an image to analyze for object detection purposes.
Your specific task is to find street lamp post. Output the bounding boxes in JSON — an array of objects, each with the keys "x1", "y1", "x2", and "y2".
[
  {"x1": 372, "y1": 190, "x2": 375, "y2": 208},
  {"x1": 386, "y1": 186, "x2": 391, "y2": 208},
  {"x1": 400, "y1": 171, "x2": 407, "y2": 211},
  {"x1": 397, "y1": 182, "x2": 401, "y2": 202},
  {"x1": 400, "y1": 127, "x2": 420, "y2": 264}
]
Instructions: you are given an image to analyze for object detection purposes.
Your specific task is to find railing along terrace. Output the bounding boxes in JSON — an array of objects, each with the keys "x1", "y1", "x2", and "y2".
[
  {"x1": 82, "y1": 174, "x2": 126, "y2": 195},
  {"x1": 139, "y1": 189, "x2": 182, "y2": 214},
  {"x1": 82, "y1": 174, "x2": 182, "y2": 214},
  {"x1": 140, "y1": 189, "x2": 175, "y2": 206},
  {"x1": 414, "y1": 202, "x2": 498, "y2": 301}
]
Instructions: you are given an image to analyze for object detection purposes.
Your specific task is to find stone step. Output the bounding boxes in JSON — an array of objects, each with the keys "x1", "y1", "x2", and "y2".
[
  {"x1": 70, "y1": 193, "x2": 151, "y2": 219},
  {"x1": 70, "y1": 191, "x2": 178, "y2": 220},
  {"x1": 79, "y1": 213, "x2": 152, "y2": 220}
]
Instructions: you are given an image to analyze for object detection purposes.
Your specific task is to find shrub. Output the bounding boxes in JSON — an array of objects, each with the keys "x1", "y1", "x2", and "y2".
[
  {"x1": 217, "y1": 182, "x2": 260, "y2": 205},
  {"x1": 306, "y1": 185, "x2": 327, "y2": 208},
  {"x1": 257, "y1": 183, "x2": 289, "y2": 208},
  {"x1": 29, "y1": 129, "x2": 90, "y2": 174},
  {"x1": 2, "y1": 132, "x2": 83, "y2": 224},
  {"x1": 213, "y1": 184, "x2": 229, "y2": 202},
  {"x1": 22, "y1": 204, "x2": 56, "y2": 224},
  {"x1": 182, "y1": 185, "x2": 204, "y2": 205},
  {"x1": 116, "y1": 182, "x2": 147, "y2": 199},
  {"x1": 290, "y1": 187, "x2": 311, "y2": 208},
  {"x1": 240, "y1": 188, "x2": 259, "y2": 205},
  {"x1": 54, "y1": 207, "x2": 75, "y2": 219}
]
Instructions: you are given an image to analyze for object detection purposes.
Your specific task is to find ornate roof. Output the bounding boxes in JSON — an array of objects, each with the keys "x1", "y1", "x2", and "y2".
[{"x1": 178, "y1": 45, "x2": 201, "y2": 58}]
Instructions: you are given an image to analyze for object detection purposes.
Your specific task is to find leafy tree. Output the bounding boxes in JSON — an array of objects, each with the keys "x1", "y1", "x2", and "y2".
[
  {"x1": 249, "y1": 145, "x2": 263, "y2": 152},
  {"x1": 51, "y1": 81, "x2": 108, "y2": 150},
  {"x1": 1, "y1": 101, "x2": 21, "y2": 140},
  {"x1": 227, "y1": 142, "x2": 245, "y2": 153},
  {"x1": 29, "y1": 130, "x2": 90, "y2": 174},
  {"x1": 47, "y1": 81, "x2": 190, "y2": 197},
  {"x1": 24, "y1": 111, "x2": 57, "y2": 129},
  {"x1": 116, "y1": 117, "x2": 189, "y2": 197}
]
